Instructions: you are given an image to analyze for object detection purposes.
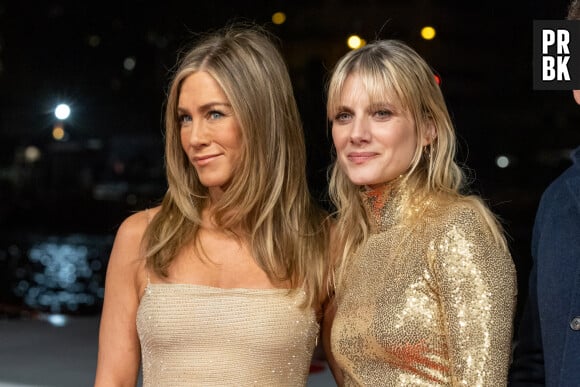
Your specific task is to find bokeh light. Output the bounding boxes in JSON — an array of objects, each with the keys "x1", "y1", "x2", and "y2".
[
  {"x1": 496, "y1": 155, "x2": 510, "y2": 168},
  {"x1": 54, "y1": 103, "x2": 70, "y2": 120},
  {"x1": 272, "y1": 12, "x2": 286, "y2": 25},
  {"x1": 347, "y1": 35, "x2": 366, "y2": 50},
  {"x1": 421, "y1": 26, "x2": 436, "y2": 40},
  {"x1": 24, "y1": 145, "x2": 41, "y2": 163},
  {"x1": 52, "y1": 123, "x2": 65, "y2": 141},
  {"x1": 434, "y1": 74, "x2": 441, "y2": 85},
  {"x1": 123, "y1": 56, "x2": 136, "y2": 71}
]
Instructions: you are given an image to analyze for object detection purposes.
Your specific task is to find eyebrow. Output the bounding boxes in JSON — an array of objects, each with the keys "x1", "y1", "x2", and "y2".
[
  {"x1": 177, "y1": 102, "x2": 232, "y2": 113},
  {"x1": 333, "y1": 102, "x2": 395, "y2": 113},
  {"x1": 334, "y1": 105, "x2": 354, "y2": 113},
  {"x1": 368, "y1": 102, "x2": 396, "y2": 110}
]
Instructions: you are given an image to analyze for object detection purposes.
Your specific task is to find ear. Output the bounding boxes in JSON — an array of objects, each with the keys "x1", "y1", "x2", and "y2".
[
  {"x1": 573, "y1": 90, "x2": 580, "y2": 105},
  {"x1": 421, "y1": 121, "x2": 437, "y2": 146}
]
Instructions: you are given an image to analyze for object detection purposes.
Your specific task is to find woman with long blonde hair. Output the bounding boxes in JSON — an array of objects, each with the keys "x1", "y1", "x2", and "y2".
[
  {"x1": 322, "y1": 39, "x2": 517, "y2": 386},
  {"x1": 95, "y1": 24, "x2": 330, "y2": 386}
]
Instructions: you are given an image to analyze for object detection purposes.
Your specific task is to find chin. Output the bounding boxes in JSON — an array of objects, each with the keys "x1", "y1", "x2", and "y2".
[
  {"x1": 347, "y1": 176, "x2": 380, "y2": 187},
  {"x1": 199, "y1": 179, "x2": 228, "y2": 189}
]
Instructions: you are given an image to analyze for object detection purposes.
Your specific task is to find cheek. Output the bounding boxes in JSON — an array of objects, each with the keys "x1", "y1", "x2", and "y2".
[
  {"x1": 226, "y1": 129, "x2": 244, "y2": 163},
  {"x1": 332, "y1": 128, "x2": 347, "y2": 151},
  {"x1": 179, "y1": 129, "x2": 189, "y2": 150},
  {"x1": 394, "y1": 126, "x2": 418, "y2": 151}
]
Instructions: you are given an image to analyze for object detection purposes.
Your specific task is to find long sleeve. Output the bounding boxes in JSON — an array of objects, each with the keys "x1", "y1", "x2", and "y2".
[
  {"x1": 429, "y1": 206, "x2": 517, "y2": 386},
  {"x1": 508, "y1": 198, "x2": 546, "y2": 386},
  {"x1": 508, "y1": 278, "x2": 545, "y2": 386},
  {"x1": 331, "y1": 186, "x2": 518, "y2": 386},
  {"x1": 510, "y1": 156, "x2": 580, "y2": 386}
]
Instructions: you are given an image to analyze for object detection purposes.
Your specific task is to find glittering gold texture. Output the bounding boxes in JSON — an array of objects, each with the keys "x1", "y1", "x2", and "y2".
[
  {"x1": 331, "y1": 184, "x2": 517, "y2": 386},
  {"x1": 137, "y1": 284, "x2": 319, "y2": 386}
]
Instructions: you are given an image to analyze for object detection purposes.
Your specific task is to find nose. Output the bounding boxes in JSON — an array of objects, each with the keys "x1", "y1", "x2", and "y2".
[
  {"x1": 188, "y1": 119, "x2": 210, "y2": 148},
  {"x1": 349, "y1": 117, "x2": 370, "y2": 145}
]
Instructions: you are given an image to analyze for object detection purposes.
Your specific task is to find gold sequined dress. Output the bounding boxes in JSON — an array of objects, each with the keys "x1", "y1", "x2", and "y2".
[
  {"x1": 331, "y1": 184, "x2": 517, "y2": 386},
  {"x1": 136, "y1": 283, "x2": 319, "y2": 386}
]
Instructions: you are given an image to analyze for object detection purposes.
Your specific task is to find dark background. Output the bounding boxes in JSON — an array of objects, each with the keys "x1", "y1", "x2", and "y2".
[{"x1": 0, "y1": 0, "x2": 578, "y2": 336}]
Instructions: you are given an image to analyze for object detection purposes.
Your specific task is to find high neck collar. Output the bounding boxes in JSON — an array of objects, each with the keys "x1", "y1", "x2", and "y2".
[{"x1": 359, "y1": 180, "x2": 407, "y2": 233}]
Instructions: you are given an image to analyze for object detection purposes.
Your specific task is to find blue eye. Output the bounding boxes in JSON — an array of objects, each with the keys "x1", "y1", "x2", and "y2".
[
  {"x1": 208, "y1": 111, "x2": 224, "y2": 120},
  {"x1": 374, "y1": 110, "x2": 392, "y2": 119},
  {"x1": 334, "y1": 112, "x2": 352, "y2": 122},
  {"x1": 178, "y1": 114, "x2": 192, "y2": 124}
]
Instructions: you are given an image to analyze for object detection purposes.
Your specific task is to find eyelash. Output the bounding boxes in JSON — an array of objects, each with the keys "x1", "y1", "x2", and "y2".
[
  {"x1": 177, "y1": 110, "x2": 225, "y2": 124},
  {"x1": 374, "y1": 109, "x2": 392, "y2": 118},
  {"x1": 178, "y1": 114, "x2": 191, "y2": 124},
  {"x1": 333, "y1": 109, "x2": 392, "y2": 122},
  {"x1": 334, "y1": 112, "x2": 351, "y2": 121},
  {"x1": 207, "y1": 110, "x2": 224, "y2": 120}
]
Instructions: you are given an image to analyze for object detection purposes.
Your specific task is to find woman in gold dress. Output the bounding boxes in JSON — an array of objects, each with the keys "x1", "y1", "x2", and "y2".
[
  {"x1": 94, "y1": 24, "x2": 330, "y2": 386},
  {"x1": 322, "y1": 39, "x2": 517, "y2": 386}
]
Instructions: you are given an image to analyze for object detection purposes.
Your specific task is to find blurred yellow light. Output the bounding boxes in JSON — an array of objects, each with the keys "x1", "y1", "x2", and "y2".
[
  {"x1": 52, "y1": 123, "x2": 65, "y2": 141},
  {"x1": 421, "y1": 26, "x2": 436, "y2": 40},
  {"x1": 347, "y1": 35, "x2": 365, "y2": 50},
  {"x1": 272, "y1": 12, "x2": 286, "y2": 25}
]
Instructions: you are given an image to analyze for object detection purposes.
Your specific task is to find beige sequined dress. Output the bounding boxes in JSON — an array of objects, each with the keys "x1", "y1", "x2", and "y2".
[
  {"x1": 136, "y1": 283, "x2": 319, "y2": 386},
  {"x1": 331, "y1": 184, "x2": 517, "y2": 386}
]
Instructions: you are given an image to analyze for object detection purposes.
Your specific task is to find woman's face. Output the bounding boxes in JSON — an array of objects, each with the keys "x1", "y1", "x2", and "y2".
[
  {"x1": 178, "y1": 71, "x2": 242, "y2": 198},
  {"x1": 331, "y1": 73, "x2": 418, "y2": 188}
]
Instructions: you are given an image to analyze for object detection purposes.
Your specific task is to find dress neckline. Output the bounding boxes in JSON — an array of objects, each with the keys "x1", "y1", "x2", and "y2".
[{"x1": 145, "y1": 281, "x2": 297, "y2": 293}]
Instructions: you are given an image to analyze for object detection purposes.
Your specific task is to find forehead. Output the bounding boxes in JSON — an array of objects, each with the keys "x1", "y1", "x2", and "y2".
[
  {"x1": 178, "y1": 71, "x2": 229, "y2": 102},
  {"x1": 337, "y1": 72, "x2": 401, "y2": 108}
]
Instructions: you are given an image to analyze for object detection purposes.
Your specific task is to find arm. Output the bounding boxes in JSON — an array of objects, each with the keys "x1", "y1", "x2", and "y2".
[
  {"x1": 321, "y1": 296, "x2": 343, "y2": 386},
  {"x1": 508, "y1": 275, "x2": 545, "y2": 386},
  {"x1": 430, "y1": 205, "x2": 517, "y2": 386},
  {"x1": 321, "y1": 222, "x2": 344, "y2": 386},
  {"x1": 511, "y1": 173, "x2": 580, "y2": 385},
  {"x1": 94, "y1": 211, "x2": 149, "y2": 386}
]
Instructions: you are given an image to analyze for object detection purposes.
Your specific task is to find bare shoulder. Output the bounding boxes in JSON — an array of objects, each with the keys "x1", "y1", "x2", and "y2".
[
  {"x1": 116, "y1": 205, "x2": 161, "y2": 243},
  {"x1": 107, "y1": 207, "x2": 161, "y2": 280}
]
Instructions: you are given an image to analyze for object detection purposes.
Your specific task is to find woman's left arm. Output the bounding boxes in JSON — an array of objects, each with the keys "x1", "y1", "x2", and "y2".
[{"x1": 430, "y1": 205, "x2": 517, "y2": 386}]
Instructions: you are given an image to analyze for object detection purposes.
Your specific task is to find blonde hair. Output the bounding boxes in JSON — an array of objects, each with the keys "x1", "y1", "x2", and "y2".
[
  {"x1": 327, "y1": 40, "x2": 507, "y2": 283},
  {"x1": 568, "y1": 0, "x2": 580, "y2": 20},
  {"x1": 144, "y1": 24, "x2": 330, "y2": 307}
]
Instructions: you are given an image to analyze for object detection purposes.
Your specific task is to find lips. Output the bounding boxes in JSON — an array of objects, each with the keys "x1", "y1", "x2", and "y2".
[
  {"x1": 193, "y1": 153, "x2": 221, "y2": 166},
  {"x1": 347, "y1": 152, "x2": 378, "y2": 164}
]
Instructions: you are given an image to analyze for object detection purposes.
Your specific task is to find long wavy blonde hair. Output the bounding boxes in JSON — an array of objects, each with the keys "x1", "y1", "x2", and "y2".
[
  {"x1": 327, "y1": 40, "x2": 507, "y2": 284},
  {"x1": 143, "y1": 24, "x2": 330, "y2": 308}
]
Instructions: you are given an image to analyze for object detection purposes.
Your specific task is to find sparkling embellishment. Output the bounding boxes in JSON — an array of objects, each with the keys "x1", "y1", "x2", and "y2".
[
  {"x1": 136, "y1": 284, "x2": 319, "y2": 386},
  {"x1": 331, "y1": 182, "x2": 517, "y2": 386}
]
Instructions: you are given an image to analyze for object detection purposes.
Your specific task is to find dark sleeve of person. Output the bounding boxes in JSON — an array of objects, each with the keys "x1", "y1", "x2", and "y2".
[
  {"x1": 508, "y1": 262, "x2": 545, "y2": 386},
  {"x1": 508, "y1": 187, "x2": 548, "y2": 386}
]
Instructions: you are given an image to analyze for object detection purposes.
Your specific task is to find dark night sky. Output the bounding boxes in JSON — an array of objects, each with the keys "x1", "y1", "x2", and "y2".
[{"x1": 0, "y1": 0, "x2": 579, "y2": 317}]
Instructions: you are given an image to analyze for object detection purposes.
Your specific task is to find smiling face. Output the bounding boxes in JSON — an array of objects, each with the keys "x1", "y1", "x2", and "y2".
[
  {"x1": 178, "y1": 71, "x2": 243, "y2": 199},
  {"x1": 331, "y1": 73, "x2": 419, "y2": 188}
]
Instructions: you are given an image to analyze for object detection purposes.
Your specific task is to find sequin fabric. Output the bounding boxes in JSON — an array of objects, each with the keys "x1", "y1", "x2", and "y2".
[
  {"x1": 331, "y1": 183, "x2": 517, "y2": 386},
  {"x1": 136, "y1": 284, "x2": 319, "y2": 386}
]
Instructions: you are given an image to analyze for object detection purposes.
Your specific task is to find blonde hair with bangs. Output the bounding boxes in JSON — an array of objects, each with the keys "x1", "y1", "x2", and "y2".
[
  {"x1": 144, "y1": 24, "x2": 330, "y2": 308},
  {"x1": 327, "y1": 40, "x2": 507, "y2": 282}
]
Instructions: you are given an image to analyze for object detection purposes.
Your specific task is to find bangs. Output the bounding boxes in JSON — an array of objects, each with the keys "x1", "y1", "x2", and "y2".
[
  {"x1": 327, "y1": 52, "x2": 410, "y2": 118},
  {"x1": 357, "y1": 65, "x2": 407, "y2": 112}
]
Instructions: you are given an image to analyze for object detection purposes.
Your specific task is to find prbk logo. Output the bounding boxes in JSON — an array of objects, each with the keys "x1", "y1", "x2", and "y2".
[{"x1": 533, "y1": 20, "x2": 580, "y2": 90}]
